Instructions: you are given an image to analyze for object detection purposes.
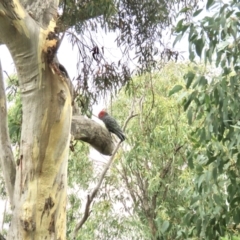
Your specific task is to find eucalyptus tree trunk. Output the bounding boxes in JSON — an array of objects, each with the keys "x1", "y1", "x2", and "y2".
[
  {"x1": 0, "y1": 1, "x2": 115, "y2": 239},
  {"x1": 0, "y1": 0, "x2": 71, "y2": 239}
]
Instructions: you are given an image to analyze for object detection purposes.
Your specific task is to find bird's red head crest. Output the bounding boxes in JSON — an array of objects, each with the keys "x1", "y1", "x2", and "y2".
[{"x1": 98, "y1": 109, "x2": 107, "y2": 119}]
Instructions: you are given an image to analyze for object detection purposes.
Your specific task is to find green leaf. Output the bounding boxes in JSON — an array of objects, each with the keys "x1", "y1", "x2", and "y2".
[
  {"x1": 175, "y1": 19, "x2": 184, "y2": 33},
  {"x1": 183, "y1": 212, "x2": 193, "y2": 225},
  {"x1": 213, "y1": 194, "x2": 222, "y2": 205},
  {"x1": 195, "y1": 38, "x2": 204, "y2": 57},
  {"x1": 212, "y1": 167, "x2": 218, "y2": 181},
  {"x1": 169, "y1": 85, "x2": 183, "y2": 96},
  {"x1": 185, "y1": 71, "x2": 195, "y2": 89},
  {"x1": 161, "y1": 221, "x2": 170, "y2": 233},
  {"x1": 183, "y1": 96, "x2": 193, "y2": 111},
  {"x1": 180, "y1": 7, "x2": 191, "y2": 13},
  {"x1": 187, "y1": 152, "x2": 194, "y2": 169},
  {"x1": 197, "y1": 174, "x2": 205, "y2": 189},
  {"x1": 193, "y1": 9, "x2": 203, "y2": 17},
  {"x1": 187, "y1": 107, "x2": 193, "y2": 124},
  {"x1": 227, "y1": 184, "x2": 235, "y2": 202},
  {"x1": 173, "y1": 34, "x2": 183, "y2": 46},
  {"x1": 233, "y1": 208, "x2": 240, "y2": 224},
  {"x1": 198, "y1": 76, "x2": 208, "y2": 87},
  {"x1": 196, "y1": 219, "x2": 202, "y2": 235},
  {"x1": 206, "y1": 0, "x2": 215, "y2": 9}
]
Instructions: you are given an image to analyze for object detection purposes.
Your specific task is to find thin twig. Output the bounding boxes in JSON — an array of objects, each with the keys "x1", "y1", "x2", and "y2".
[{"x1": 72, "y1": 108, "x2": 138, "y2": 239}]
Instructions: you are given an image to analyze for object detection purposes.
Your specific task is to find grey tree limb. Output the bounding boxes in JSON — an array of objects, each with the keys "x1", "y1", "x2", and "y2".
[{"x1": 71, "y1": 115, "x2": 115, "y2": 156}]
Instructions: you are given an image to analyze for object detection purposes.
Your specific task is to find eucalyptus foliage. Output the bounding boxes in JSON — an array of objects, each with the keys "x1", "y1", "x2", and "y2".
[
  {"x1": 174, "y1": 0, "x2": 240, "y2": 238},
  {"x1": 57, "y1": 0, "x2": 201, "y2": 113},
  {"x1": 105, "y1": 63, "x2": 194, "y2": 239},
  {"x1": 65, "y1": 63, "x2": 198, "y2": 240}
]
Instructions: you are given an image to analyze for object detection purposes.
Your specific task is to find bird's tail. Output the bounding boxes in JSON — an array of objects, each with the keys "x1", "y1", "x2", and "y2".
[{"x1": 115, "y1": 130, "x2": 125, "y2": 142}]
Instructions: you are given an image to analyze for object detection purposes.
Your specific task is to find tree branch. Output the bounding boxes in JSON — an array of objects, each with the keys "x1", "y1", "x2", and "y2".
[
  {"x1": 71, "y1": 115, "x2": 115, "y2": 156},
  {"x1": 72, "y1": 110, "x2": 138, "y2": 239},
  {"x1": 0, "y1": 60, "x2": 16, "y2": 205},
  {"x1": 123, "y1": 167, "x2": 138, "y2": 203}
]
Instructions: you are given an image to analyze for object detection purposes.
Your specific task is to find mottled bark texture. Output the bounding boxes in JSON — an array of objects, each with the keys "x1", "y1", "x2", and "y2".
[
  {"x1": 20, "y1": 0, "x2": 59, "y2": 28},
  {"x1": 0, "y1": 0, "x2": 116, "y2": 239},
  {"x1": 0, "y1": 0, "x2": 70, "y2": 239}
]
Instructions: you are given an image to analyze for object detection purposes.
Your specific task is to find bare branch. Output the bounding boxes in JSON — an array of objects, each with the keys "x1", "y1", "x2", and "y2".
[
  {"x1": 117, "y1": 164, "x2": 138, "y2": 206},
  {"x1": 0, "y1": 60, "x2": 16, "y2": 205},
  {"x1": 72, "y1": 110, "x2": 138, "y2": 239},
  {"x1": 71, "y1": 115, "x2": 115, "y2": 156},
  {"x1": 72, "y1": 142, "x2": 121, "y2": 239}
]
